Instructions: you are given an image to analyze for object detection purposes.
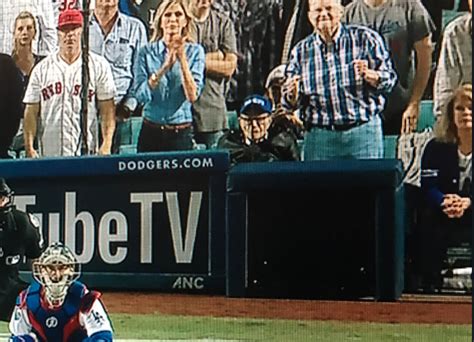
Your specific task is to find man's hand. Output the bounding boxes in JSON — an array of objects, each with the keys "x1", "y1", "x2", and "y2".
[
  {"x1": 401, "y1": 103, "x2": 420, "y2": 134},
  {"x1": 207, "y1": 50, "x2": 224, "y2": 61},
  {"x1": 354, "y1": 59, "x2": 380, "y2": 88},
  {"x1": 98, "y1": 144, "x2": 111, "y2": 156},
  {"x1": 282, "y1": 75, "x2": 300, "y2": 107},
  {"x1": 25, "y1": 148, "x2": 39, "y2": 158}
]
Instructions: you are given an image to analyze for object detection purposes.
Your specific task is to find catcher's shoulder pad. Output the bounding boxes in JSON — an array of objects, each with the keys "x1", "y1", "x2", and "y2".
[
  {"x1": 17, "y1": 289, "x2": 28, "y2": 308},
  {"x1": 80, "y1": 290, "x2": 102, "y2": 314}
]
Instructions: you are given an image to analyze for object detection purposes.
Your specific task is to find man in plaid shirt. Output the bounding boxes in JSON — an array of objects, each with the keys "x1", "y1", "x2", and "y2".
[{"x1": 283, "y1": 0, "x2": 397, "y2": 160}]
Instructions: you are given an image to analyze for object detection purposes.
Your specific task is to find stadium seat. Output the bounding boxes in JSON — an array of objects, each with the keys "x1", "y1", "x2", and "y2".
[
  {"x1": 383, "y1": 135, "x2": 398, "y2": 159},
  {"x1": 130, "y1": 117, "x2": 143, "y2": 145},
  {"x1": 297, "y1": 139, "x2": 304, "y2": 160},
  {"x1": 119, "y1": 144, "x2": 137, "y2": 154},
  {"x1": 441, "y1": 10, "x2": 467, "y2": 30},
  {"x1": 417, "y1": 100, "x2": 435, "y2": 132},
  {"x1": 227, "y1": 111, "x2": 239, "y2": 131},
  {"x1": 441, "y1": 0, "x2": 466, "y2": 31}
]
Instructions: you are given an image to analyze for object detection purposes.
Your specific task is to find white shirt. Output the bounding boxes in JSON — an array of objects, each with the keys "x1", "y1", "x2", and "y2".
[
  {"x1": 458, "y1": 149, "x2": 472, "y2": 193},
  {"x1": 24, "y1": 52, "x2": 116, "y2": 157}
]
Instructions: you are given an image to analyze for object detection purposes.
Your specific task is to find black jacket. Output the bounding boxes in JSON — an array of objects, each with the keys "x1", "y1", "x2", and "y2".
[
  {"x1": 0, "y1": 54, "x2": 24, "y2": 157},
  {"x1": 0, "y1": 206, "x2": 44, "y2": 320},
  {"x1": 218, "y1": 128, "x2": 300, "y2": 165}
]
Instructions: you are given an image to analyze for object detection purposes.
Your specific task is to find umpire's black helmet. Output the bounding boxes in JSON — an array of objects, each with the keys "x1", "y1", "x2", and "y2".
[{"x1": 0, "y1": 178, "x2": 12, "y2": 197}]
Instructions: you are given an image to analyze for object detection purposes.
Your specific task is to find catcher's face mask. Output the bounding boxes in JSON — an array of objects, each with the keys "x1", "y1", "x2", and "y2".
[{"x1": 33, "y1": 243, "x2": 80, "y2": 307}]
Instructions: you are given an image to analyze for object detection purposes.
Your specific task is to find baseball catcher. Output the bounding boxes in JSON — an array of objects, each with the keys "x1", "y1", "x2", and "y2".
[{"x1": 9, "y1": 242, "x2": 114, "y2": 342}]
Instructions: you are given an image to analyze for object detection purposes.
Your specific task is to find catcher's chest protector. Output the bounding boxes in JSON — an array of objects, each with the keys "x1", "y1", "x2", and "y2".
[{"x1": 25, "y1": 281, "x2": 87, "y2": 342}]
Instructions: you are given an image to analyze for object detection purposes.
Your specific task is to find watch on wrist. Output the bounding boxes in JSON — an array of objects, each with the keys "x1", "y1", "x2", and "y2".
[{"x1": 151, "y1": 73, "x2": 158, "y2": 82}]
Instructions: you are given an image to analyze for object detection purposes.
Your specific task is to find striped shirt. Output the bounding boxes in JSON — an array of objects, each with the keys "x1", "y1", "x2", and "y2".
[{"x1": 284, "y1": 24, "x2": 397, "y2": 127}]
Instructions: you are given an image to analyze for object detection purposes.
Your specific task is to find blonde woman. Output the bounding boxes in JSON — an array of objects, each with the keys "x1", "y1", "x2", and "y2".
[
  {"x1": 418, "y1": 84, "x2": 472, "y2": 291},
  {"x1": 10, "y1": 11, "x2": 43, "y2": 157},
  {"x1": 12, "y1": 11, "x2": 41, "y2": 79},
  {"x1": 131, "y1": 0, "x2": 205, "y2": 152}
]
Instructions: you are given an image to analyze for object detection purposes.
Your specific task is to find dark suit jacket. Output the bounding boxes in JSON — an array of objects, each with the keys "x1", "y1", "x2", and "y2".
[{"x1": 421, "y1": 138, "x2": 471, "y2": 209}]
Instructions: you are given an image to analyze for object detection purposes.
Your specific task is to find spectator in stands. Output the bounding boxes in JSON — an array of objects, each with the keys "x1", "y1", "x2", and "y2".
[
  {"x1": 12, "y1": 12, "x2": 42, "y2": 79},
  {"x1": 265, "y1": 64, "x2": 304, "y2": 140},
  {"x1": 128, "y1": 0, "x2": 161, "y2": 35},
  {"x1": 343, "y1": 0, "x2": 435, "y2": 135},
  {"x1": 118, "y1": 0, "x2": 141, "y2": 18},
  {"x1": 131, "y1": 0, "x2": 205, "y2": 152},
  {"x1": 217, "y1": 95, "x2": 300, "y2": 165},
  {"x1": 418, "y1": 84, "x2": 472, "y2": 291},
  {"x1": 0, "y1": 1, "x2": 57, "y2": 57},
  {"x1": 9, "y1": 12, "x2": 44, "y2": 157},
  {"x1": 0, "y1": 55, "x2": 23, "y2": 159},
  {"x1": 23, "y1": 9, "x2": 116, "y2": 157},
  {"x1": 434, "y1": 0, "x2": 472, "y2": 120},
  {"x1": 283, "y1": 0, "x2": 397, "y2": 160},
  {"x1": 189, "y1": 0, "x2": 238, "y2": 149},
  {"x1": 90, "y1": 0, "x2": 147, "y2": 154},
  {"x1": 281, "y1": 0, "x2": 353, "y2": 64}
]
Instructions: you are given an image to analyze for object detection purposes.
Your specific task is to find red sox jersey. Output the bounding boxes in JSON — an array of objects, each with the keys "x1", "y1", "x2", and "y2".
[{"x1": 24, "y1": 52, "x2": 116, "y2": 157}]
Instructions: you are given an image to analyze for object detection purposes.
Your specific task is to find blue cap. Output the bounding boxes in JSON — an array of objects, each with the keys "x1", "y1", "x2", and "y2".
[{"x1": 239, "y1": 95, "x2": 272, "y2": 116}]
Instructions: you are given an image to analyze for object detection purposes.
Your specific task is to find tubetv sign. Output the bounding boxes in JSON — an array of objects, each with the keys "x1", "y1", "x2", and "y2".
[
  {"x1": 15, "y1": 191, "x2": 204, "y2": 265},
  {"x1": 1, "y1": 152, "x2": 229, "y2": 292}
]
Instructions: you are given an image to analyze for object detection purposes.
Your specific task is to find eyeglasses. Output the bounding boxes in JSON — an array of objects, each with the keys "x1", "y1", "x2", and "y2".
[{"x1": 239, "y1": 114, "x2": 272, "y2": 127}]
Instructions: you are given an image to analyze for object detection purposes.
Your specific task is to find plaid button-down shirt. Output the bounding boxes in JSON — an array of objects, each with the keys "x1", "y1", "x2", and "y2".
[{"x1": 284, "y1": 24, "x2": 397, "y2": 127}]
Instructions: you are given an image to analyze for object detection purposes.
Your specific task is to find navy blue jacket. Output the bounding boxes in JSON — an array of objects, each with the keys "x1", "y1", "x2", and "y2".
[{"x1": 421, "y1": 138, "x2": 471, "y2": 209}]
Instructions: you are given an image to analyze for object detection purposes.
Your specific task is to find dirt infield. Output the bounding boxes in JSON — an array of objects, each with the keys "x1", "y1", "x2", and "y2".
[{"x1": 102, "y1": 292, "x2": 471, "y2": 325}]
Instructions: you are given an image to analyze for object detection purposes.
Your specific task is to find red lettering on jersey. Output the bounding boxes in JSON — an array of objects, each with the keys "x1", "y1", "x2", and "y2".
[
  {"x1": 88, "y1": 89, "x2": 95, "y2": 102},
  {"x1": 55, "y1": 82, "x2": 62, "y2": 95},
  {"x1": 41, "y1": 88, "x2": 50, "y2": 101},
  {"x1": 73, "y1": 84, "x2": 81, "y2": 96},
  {"x1": 47, "y1": 84, "x2": 55, "y2": 98}
]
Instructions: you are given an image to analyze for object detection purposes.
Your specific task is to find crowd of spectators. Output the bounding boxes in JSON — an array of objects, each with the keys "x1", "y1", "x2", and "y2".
[
  {"x1": 0, "y1": 0, "x2": 467, "y2": 159},
  {"x1": 0, "y1": 0, "x2": 470, "y2": 291}
]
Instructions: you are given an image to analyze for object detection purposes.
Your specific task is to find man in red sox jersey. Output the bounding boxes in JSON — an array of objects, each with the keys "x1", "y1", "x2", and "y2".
[{"x1": 23, "y1": 9, "x2": 116, "y2": 157}]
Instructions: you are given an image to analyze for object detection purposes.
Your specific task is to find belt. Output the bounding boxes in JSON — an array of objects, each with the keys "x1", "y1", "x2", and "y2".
[
  {"x1": 143, "y1": 119, "x2": 192, "y2": 131},
  {"x1": 310, "y1": 121, "x2": 368, "y2": 132}
]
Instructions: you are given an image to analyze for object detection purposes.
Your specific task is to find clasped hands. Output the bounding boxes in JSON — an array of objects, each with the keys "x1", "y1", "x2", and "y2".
[
  {"x1": 149, "y1": 35, "x2": 186, "y2": 89},
  {"x1": 441, "y1": 194, "x2": 471, "y2": 218}
]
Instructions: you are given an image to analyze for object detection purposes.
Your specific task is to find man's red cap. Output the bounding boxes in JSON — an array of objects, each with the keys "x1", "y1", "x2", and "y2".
[{"x1": 58, "y1": 9, "x2": 83, "y2": 30}]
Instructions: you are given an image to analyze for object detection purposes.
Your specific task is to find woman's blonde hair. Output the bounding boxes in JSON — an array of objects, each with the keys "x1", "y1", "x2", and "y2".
[
  {"x1": 150, "y1": 0, "x2": 196, "y2": 43},
  {"x1": 434, "y1": 83, "x2": 472, "y2": 144},
  {"x1": 12, "y1": 11, "x2": 36, "y2": 58}
]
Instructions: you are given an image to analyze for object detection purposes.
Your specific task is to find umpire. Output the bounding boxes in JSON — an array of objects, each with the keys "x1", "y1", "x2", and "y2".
[{"x1": 0, "y1": 178, "x2": 44, "y2": 321}]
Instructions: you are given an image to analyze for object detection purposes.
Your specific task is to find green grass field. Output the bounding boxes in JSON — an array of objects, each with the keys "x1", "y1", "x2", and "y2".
[{"x1": 0, "y1": 314, "x2": 470, "y2": 341}]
